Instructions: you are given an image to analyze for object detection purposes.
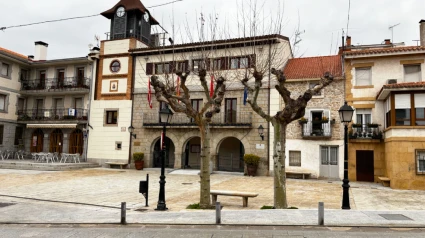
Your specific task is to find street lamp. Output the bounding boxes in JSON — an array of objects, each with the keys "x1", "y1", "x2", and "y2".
[
  {"x1": 156, "y1": 104, "x2": 174, "y2": 211},
  {"x1": 338, "y1": 101, "x2": 354, "y2": 210},
  {"x1": 128, "y1": 125, "x2": 136, "y2": 139},
  {"x1": 258, "y1": 125, "x2": 264, "y2": 140}
]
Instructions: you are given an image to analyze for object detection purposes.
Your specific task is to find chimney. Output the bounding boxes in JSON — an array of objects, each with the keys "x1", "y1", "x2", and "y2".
[
  {"x1": 28, "y1": 55, "x2": 34, "y2": 60},
  {"x1": 420, "y1": 19, "x2": 425, "y2": 46},
  {"x1": 34, "y1": 41, "x2": 48, "y2": 61},
  {"x1": 345, "y1": 36, "x2": 351, "y2": 51},
  {"x1": 384, "y1": 39, "x2": 391, "y2": 45}
]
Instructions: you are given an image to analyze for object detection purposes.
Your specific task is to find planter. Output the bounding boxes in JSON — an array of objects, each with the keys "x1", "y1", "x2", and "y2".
[
  {"x1": 135, "y1": 161, "x2": 144, "y2": 170},
  {"x1": 246, "y1": 164, "x2": 258, "y2": 176},
  {"x1": 368, "y1": 124, "x2": 379, "y2": 128},
  {"x1": 352, "y1": 124, "x2": 362, "y2": 128}
]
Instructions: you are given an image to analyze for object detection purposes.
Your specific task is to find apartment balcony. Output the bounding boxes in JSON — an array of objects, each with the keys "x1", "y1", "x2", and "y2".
[
  {"x1": 349, "y1": 124, "x2": 383, "y2": 141},
  {"x1": 143, "y1": 112, "x2": 252, "y2": 128},
  {"x1": 17, "y1": 108, "x2": 88, "y2": 123},
  {"x1": 300, "y1": 121, "x2": 332, "y2": 139},
  {"x1": 20, "y1": 77, "x2": 90, "y2": 95}
]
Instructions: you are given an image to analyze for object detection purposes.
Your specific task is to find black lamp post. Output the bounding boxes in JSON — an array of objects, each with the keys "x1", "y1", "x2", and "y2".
[
  {"x1": 338, "y1": 101, "x2": 354, "y2": 210},
  {"x1": 128, "y1": 126, "x2": 136, "y2": 139},
  {"x1": 258, "y1": 125, "x2": 264, "y2": 140},
  {"x1": 156, "y1": 104, "x2": 173, "y2": 211}
]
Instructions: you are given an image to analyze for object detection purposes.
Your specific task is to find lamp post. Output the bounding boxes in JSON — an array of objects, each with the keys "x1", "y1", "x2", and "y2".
[
  {"x1": 338, "y1": 101, "x2": 354, "y2": 210},
  {"x1": 156, "y1": 104, "x2": 174, "y2": 211},
  {"x1": 258, "y1": 125, "x2": 264, "y2": 140},
  {"x1": 128, "y1": 126, "x2": 136, "y2": 139}
]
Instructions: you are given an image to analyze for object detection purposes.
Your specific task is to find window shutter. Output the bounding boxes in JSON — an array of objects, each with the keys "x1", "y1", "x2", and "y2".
[
  {"x1": 221, "y1": 57, "x2": 228, "y2": 70},
  {"x1": 415, "y1": 94, "x2": 425, "y2": 108},
  {"x1": 355, "y1": 67, "x2": 371, "y2": 86},
  {"x1": 0, "y1": 95, "x2": 5, "y2": 111},
  {"x1": 304, "y1": 108, "x2": 311, "y2": 120},
  {"x1": 395, "y1": 94, "x2": 411, "y2": 109},
  {"x1": 404, "y1": 65, "x2": 421, "y2": 82},
  {"x1": 324, "y1": 109, "x2": 331, "y2": 123},
  {"x1": 146, "y1": 63, "x2": 153, "y2": 75}
]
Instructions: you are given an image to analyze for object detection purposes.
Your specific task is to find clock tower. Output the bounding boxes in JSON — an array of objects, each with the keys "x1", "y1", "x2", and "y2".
[{"x1": 101, "y1": 0, "x2": 159, "y2": 46}]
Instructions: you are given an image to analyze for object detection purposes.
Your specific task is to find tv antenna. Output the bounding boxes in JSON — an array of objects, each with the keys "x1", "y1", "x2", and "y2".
[
  {"x1": 389, "y1": 23, "x2": 400, "y2": 43},
  {"x1": 413, "y1": 40, "x2": 420, "y2": 46}
]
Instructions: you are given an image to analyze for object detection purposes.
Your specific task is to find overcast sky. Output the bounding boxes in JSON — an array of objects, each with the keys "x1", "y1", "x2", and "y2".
[{"x1": 0, "y1": 0, "x2": 423, "y2": 59}]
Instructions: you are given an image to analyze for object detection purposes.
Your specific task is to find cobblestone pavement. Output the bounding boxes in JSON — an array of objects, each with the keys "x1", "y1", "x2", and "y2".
[{"x1": 1, "y1": 168, "x2": 425, "y2": 212}]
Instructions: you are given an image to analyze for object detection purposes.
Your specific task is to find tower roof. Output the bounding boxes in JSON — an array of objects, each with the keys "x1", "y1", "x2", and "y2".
[{"x1": 101, "y1": 0, "x2": 159, "y2": 25}]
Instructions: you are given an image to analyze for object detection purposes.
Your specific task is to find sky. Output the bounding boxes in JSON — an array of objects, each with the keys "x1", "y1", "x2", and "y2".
[{"x1": 0, "y1": 0, "x2": 424, "y2": 59}]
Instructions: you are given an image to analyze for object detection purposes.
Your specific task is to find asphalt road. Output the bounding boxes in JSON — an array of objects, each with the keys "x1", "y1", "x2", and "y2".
[{"x1": 0, "y1": 224, "x2": 424, "y2": 238}]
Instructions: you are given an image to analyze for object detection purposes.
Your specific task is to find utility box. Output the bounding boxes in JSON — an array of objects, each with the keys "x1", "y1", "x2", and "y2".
[{"x1": 139, "y1": 174, "x2": 149, "y2": 207}]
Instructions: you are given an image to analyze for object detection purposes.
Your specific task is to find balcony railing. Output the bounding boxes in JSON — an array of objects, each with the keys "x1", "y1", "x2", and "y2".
[
  {"x1": 301, "y1": 121, "x2": 332, "y2": 138},
  {"x1": 17, "y1": 108, "x2": 88, "y2": 121},
  {"x1": 143, "y1": 112, "x2": 252, "y2": 127},
  {"x1": 350, "y1": 124, "x2": 383, "y2": 139},
  {"x1": 21, "y1": 77, "x2": 90, "y2": 91}
]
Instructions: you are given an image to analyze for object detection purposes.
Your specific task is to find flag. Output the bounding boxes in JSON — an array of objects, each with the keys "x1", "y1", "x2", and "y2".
[
  {"x1": 243, "y1": 87, "x2": 248, "y2": 105},
  {"x1": 148, "y1": 78, "x2": 152, "y2": 109},
  {"x1": 210, "y1": 75, "x2": 214, "y2": 97}
]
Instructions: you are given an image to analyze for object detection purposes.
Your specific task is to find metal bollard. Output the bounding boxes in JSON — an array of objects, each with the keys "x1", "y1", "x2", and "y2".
[
  {"x1": 121, "y1": 202, "x2": 126, "y2": 224},
  {"x1": 215, "y1": 202, "x2": 221, "y2": 224},
  {"x1": 318, "y1": 202, "x2": 324, "y2": 226}
]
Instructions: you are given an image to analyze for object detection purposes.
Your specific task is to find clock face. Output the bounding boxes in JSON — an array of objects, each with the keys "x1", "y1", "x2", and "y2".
[
  {"x1": 144, "y1": 12, "x2": 149, "y2": 22},
  {"x1": 116, "y1": 7, "x2": 125, "y2": 17}
]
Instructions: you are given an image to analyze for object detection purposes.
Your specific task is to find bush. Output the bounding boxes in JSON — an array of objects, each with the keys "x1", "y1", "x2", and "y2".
[
  {"x1": 186, "y1": 203, "x2": 215, "y2": 209},
  {"x1": 243, "y1": 154, "x2": 260, "y2": 166},
  {"x1": 133, "y1": 152, "x2": 144, "y2": 162}
]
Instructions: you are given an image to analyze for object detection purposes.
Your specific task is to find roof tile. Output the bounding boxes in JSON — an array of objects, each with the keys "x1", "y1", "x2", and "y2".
[
  {"x1": 0, "y1": 47, "x2": 28, "y2": 61},
  {"x1": 345, "y1": 46, "x2": 425, "y2": 56},
  {"x1": 383, "y1": 81, "x2": 425, "y2": 89},
  {"x1": 283, "y1": 55, "x2": 342, "y2": 79}
]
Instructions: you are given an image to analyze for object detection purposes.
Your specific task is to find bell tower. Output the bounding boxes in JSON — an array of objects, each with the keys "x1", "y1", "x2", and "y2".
[{"x1": 101, "y1": 0, "x2": 159, "y2": 46}]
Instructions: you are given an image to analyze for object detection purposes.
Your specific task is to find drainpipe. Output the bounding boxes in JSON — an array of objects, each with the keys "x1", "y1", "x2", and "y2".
[
  {"x1": 128, "y1": 55, "x2": 136, "y2": 165},
  {"x1": 267, "y1": 41, "x2": 272, "y2": 175},
  {"x1": 85, "y1": 52, "x2": 99, "y2": 161}
]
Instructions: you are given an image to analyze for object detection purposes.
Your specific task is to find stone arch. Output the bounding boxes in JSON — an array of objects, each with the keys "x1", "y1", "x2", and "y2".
[
  {"x1": 149, "y1": 135, "x2": 176, "y2": 169},
  {"x1": 30, "y1": 129, "x2": 44, "y2": 152},
  {"x1": 181, "y1": 136, "x2": 201, "y2": 169},
  {"x1": 215, "y1": 136, "x2": 246, "y2": 172}
]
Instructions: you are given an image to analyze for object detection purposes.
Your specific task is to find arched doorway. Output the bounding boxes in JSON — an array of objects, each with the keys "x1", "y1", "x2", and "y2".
[
  {"x1": 217, "y1": 137, "x2": 245, "y2": 172},
  {"x1": 182, "y1": 137, "x2": 201, "y2": 169},
  {"x1": 49, "y1": 129, "x2": 63, "y2": 153},
  {"x1": 69, "y1": 129, "x2": 83, "y2": 154},
  {"x1": 30, "y1": 129, "x2": 44, "y2": 152},
  {"x1": 152, "y1": 137, "x2": 175, "y2": 168}
]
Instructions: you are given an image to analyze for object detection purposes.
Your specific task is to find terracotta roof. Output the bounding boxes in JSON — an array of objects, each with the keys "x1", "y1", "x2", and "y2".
[
  {"x1": 101, "y1": 0, "x2": 159, "y2": 25},
  {"x1": 283, "y1": 55, "x2": 342, "y2": 79},
  {"x1": 382, "y1": 81, "x2": 425, "y2": 89},
  {"x1": 345, "y1": 46, "x2": 425, "y2": 56},
  {"x1": 0, "y1": 46, "x2": 28, "y2": 61}
]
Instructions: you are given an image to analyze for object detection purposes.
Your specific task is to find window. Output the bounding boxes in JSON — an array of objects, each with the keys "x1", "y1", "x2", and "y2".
[
  {"x1": 309, "y1": 82, "x2": 321, "y2": 96},
  {"x1": 110, "y1": 60, "x2": 121, "y2": 73},
  {"x1": 415, "y1": 94, "x2": 425, "y2": 126},
  {"x1": 225, "y1": 98, "x2": 237, "y2": 123},
  {"x1": 193, "y1": 59, "x2": 205, "y2": 71},
  {"x1": 0, "y1": 125, "x2": 3, "y2": 145},
  {"x1": 20, "y1": 69, "x2": 28, "y2": 81},
  {"x1": 176, "y1": 62, "x2": 187, "y2": 72},
  {"x1": 17, "y1": 98, "x2": 25, "y2": 114},
  {"x1": 191, "y1": 99, "x2": 203, "y2": 122},
  {"x1": 404, "y1": 65, "x2": 421, "y2": 83},
  {"x1": 416, "y1": 150, "x2": 425, "y2": 175},
  {"x1": 230, "y1": 57, "x2": 249, "y2": 69},
  {"x1": 356, "y1": 109, "x2": 372, "y2": 125},
  {"x1": 395, "y1": 94, "x2": 411, "y2": 126},
  {"x1": 355, "y1": 67, "x2": 371, "y2": 86},
  {"x1": 211, "y1": 58, "x2": 222, "y2": 70},
  {"x1": 155, "y1": 63, "x2": 170, "y2": 74},
  {"x1": 1, "y1": 63, "x2": 10, "y2": 77},
  {"x1": 14, "y1": 127, "x2": 24, "y2": 146},
  {"x1": 0, "y1": 94, "x2": 6, "y2": 112},
  {"x1": 321, "y1": 146, "x2": 338, "y2": 165},
  {"x1": 106, "y1": 110, "x2": 118, "y2": 125},
  {"x1": 115, "y1": 141, "x2": 122, "y2": 150},
  {"x1": 289, "y1": 151, "x2": 301, "y2": 166}
]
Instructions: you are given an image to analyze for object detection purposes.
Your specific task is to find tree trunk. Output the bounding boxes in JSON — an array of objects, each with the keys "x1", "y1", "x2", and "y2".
[
  {"x1": 199, "y1": 121, "x2": 211, "y2": 208},
  {"x1": 273, "y1": 122, "x2": 288, "y2": 209}
]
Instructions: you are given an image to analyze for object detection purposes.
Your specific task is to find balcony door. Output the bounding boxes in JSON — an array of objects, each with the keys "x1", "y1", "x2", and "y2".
[
  {"x1": 35, "y1": 99, "x2": 44, "y2": 119},
  {"x1": 191, "y1": 99, "x2": 202, "y2": 123},
  {"x1": 39, "y1": 70, "x2": 46, "y2": 89},
  {"x1": 53, "y1": 98, "x2": 63, "y2": 118},
  {"x1": 74, "y1": 98, "x2": 83, "y2": 118},
  {"x1": 57, "y1": 69, "x2": 65, "y2": 88},
  {"x1": 77, "y1": 67, "x2": 85, "y2": 86},
  {"x1": 225, "y1": 98, "x2": 237, "y2": 123},
  {"x1": 320, "y1": 146, "x2": 339, "y2": 179}
]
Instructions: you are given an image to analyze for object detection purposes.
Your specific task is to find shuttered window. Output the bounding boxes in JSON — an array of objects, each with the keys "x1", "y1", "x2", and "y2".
[
  {"x1": 0, "y1": 94, "x2": 5, "y2": 111},
  {"x1": 289, "y1": 151, "x2": 301, "y2": 166},
  {"x1": 0, "y1": 125, "x2": 4, "y2": 145},
  {"x1": 415, "y1": 94, "x2": 425, "y2": 125},
  {"x1": 395, "y1": 94, "x2": 411, "y2": 126},
  {"x1": 355, "y1": 67, "x2": 371, "y2": 86},
  {"x1": 404, "y1": 65, "x2": 421, "y2": 83},
  {"x1": 416, "y1": 150, "x2": 425, "y2": 174}
]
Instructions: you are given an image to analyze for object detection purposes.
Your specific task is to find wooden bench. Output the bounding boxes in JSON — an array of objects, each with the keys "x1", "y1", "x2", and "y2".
[
  {"x1": 105, "y1": 162, "x2": 128, "y2": 169},
  {"x1": 210, "y1": 190, "x2": 258, "y2": 207},
  {"x1": 378, "y1": 177, "x2": 391, "y2": 187},
  {"x1": 286, "y1": 171, "x2": 311, "y2": 179}
]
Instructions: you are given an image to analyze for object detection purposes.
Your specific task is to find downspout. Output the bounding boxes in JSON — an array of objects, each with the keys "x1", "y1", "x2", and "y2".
[
  {"x1": 85, "y1": 54, "x2": 98, "y2": 161},
  {"x1": 128, "y1": 54, "x2": 136, "y2": 165},
  {"x1": 267, "y1": 41, "x2": 272, "y2": 175}
]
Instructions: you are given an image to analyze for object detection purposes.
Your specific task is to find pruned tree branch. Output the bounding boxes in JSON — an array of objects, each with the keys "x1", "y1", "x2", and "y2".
[{"x1": 241, "y1": 70, "x2": 272, "y2": 122}]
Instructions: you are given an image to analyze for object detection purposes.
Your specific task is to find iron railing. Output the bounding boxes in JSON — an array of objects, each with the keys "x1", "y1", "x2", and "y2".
[
  {"x1": 21, "y1": 77, "x2": 90, "y2": 91},
  {"x1": 350, "y1": 124, "x2": 383, "y2": 139},
  {"x1": 17, "y1": 108, "x2": 88, "y2": 121},
  {"x1": 301, "y1": 121, "x2": 332, "y2": 137},
  {"x1": 217, "y1": 153, "x2": 244, "y2": 172},
  {"x1": 143, "y1": 112, "x2": 252, "y2": 127}
]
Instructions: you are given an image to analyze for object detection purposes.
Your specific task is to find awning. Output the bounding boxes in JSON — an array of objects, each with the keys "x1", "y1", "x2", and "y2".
[{"x1": 26, "y1": 124, "x2": 77, "y2": 129}]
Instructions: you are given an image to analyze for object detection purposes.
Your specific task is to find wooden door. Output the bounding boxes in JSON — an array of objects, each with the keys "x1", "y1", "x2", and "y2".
[
  {"x1": 35, "y1": 99, "x2": 44, "y2": 119},
  {"x1": 77, "y1": 67, "x2": 84, "y2": 86},
  {"x1": 39, "y1": 71, "x2": 46, "y2": 89},
  {"x1": 69, "y1": 129, "x2": 83, "y2": 154},
  {"x1": 57, "y1": 69, "x2": 65, "y2": 88},
  {"x1": 30, "y1": 129, "x2": 44, "y2": 152},
  {"x1": 356, "y1": 150, "x2": 374, "y2": 182},
  {"x1": 49, "y1": 129, "x2": 63, "y2": 153}
]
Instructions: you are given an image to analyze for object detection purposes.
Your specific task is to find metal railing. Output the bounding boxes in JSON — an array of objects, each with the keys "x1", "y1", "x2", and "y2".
[
  {"x1": 350, "y1": 124, "x2": 382, "y2": 139},
  {"x1": 301, "y1": 121, "x2": 332, "y2": 137},
  {"x1": 217, "y1": 153, "x2": 244, "y2": 172},
  {"x1": 17, "y1": 108, "x2": 88, "y2": 121},
  {"x1": 21, "y1": 77, "x2": 90, "y2": 91},
  {"x1": 143, "y1": 112, "x2": 252, "y2": 127}
]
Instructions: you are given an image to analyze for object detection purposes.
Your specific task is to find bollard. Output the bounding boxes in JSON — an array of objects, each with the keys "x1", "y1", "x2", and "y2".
[
  {"x1": 121, "y1": 202, "x2": 126, "y2": 224},
  {"x1": 215, "y1": 202, "x2": 221, "y2": 224},
  {"x1": 318, "y1": 202, "x2": 324, "y2": 226}
]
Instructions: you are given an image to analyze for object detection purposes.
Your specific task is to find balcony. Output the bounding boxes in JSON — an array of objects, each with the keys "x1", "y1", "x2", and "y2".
[
  {"x1": 349, "y1": 124, "x2": 383, "y2": 140},
  {"x1": 300, "y1": 121, "x2": 332, "y2": 139},
  {"x1": 21, "y1": 77, "x2": 90, "y2": 94},
  {"x1": 143, "y1": 112, "x2": 252, "y2": 128},
  {"x1": 17, "y1": 108, "x2": 88, "y2": 122}
]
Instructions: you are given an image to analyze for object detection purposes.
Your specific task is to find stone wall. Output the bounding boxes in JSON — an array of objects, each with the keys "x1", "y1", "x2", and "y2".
[
  {"x1": 348, "y1": 140, "x2": 385, "y2": 182},
  {"x1": 131, "y1": 87, "x2": 271, "y2": 176}
]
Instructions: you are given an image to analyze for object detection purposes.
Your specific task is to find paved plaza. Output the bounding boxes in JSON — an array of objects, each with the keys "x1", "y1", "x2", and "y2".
[{"x1": 0, "y1": 168, "x2": 425, "y2": 227}]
